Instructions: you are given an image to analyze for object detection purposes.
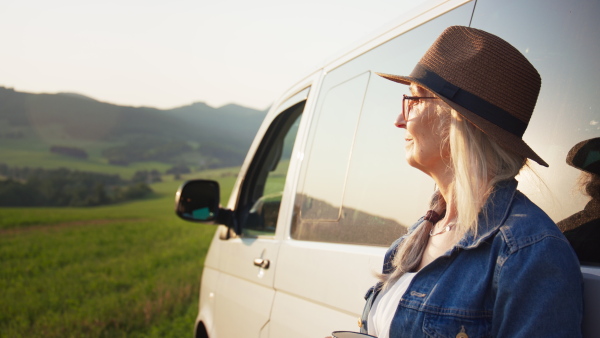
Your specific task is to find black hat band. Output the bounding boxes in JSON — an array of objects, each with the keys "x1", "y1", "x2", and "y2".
[{"x1": 411, "y1": 64, "x2": 528, "y2": 137}]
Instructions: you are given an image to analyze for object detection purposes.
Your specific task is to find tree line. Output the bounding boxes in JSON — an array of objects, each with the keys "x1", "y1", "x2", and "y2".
[
  {"x1": 102, "y1": 138, "x2": 193, "y2": 165},
  {"x1": 0, "y1": 164, "x2": 155, "y2": 207}
]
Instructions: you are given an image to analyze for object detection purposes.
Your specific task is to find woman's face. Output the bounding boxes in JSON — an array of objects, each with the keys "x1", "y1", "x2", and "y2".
[{"x1": 395, "y1": 86, "x2": 450, "y2": 177}]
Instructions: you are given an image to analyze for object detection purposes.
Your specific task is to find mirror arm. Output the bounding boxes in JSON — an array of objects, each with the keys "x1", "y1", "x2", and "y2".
[{"x1": 216, "y1": 208, "x2": 240, "y2": 234}]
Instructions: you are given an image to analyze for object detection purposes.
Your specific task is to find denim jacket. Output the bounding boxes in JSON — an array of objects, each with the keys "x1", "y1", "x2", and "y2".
[{"x1": 364, "y1": 179, "x2": 583, "y2": 337}]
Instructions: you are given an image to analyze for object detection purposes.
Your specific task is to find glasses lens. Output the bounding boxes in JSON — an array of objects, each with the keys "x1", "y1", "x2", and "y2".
[
  {"x1": 403, "y1": 96, "x2": 415, "y2": 121},
  {"x1": 402, "y1": 95, "x2": 409, "y2": 121}
]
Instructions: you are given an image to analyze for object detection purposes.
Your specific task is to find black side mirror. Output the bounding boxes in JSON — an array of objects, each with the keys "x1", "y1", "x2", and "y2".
[{"x1": 175, "y1": 180, "x2": 222, "y2": 223}]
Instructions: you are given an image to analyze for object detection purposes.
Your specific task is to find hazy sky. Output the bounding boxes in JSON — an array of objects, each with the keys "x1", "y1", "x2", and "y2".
[{"x1": 0, "y1": 0, "x2": 422, "y2": 110}]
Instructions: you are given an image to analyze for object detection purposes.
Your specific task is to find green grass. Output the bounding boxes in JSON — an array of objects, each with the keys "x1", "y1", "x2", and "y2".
[
  {"x1": 0, "y1": 167, "x2": 241, "y2": 337},
  {"x1": 263, "y1": 159, "x2": 289, "y2": 196},
  {"x1": 0, "y1": 146, "x2": 172, "y2": 179}
]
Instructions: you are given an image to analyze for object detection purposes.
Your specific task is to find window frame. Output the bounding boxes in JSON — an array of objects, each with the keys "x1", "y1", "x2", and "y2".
[{"x1": 234, "y1": 91, "x2": 308, "y2": 238}]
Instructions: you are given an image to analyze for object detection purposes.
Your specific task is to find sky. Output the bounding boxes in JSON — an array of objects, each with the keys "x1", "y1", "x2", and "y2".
[{"x1": 0, "y1": 0, "x2": 423, "y2": 111}]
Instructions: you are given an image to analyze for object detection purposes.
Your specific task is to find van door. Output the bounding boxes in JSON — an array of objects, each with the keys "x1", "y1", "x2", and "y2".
[
  {"x1": 211, "y1": 88, "x2": 308, "y2": 338},
  {"x1": 267, "y1": 3, "x2": 476, "y2": 336}
]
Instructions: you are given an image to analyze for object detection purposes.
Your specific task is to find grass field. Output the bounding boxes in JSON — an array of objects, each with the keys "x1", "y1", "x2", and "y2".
[
  {"x1": 0, "y1": 145, "x2": 172, "y2": 178},
  {"x1": 0, "y1": 167, "x2": 240, "y2": 337}
]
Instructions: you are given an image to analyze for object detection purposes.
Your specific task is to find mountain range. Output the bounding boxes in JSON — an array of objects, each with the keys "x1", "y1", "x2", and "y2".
[{"x1": 0, "y1": 86, "x2": 268, "y2": 169}]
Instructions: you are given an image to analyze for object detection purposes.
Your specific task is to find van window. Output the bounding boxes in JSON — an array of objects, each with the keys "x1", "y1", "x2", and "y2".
[
  {"x1": 471, "y1": 0, "x2": 599, "y2": 222},
  {"x1": 300, "y1": 72, "x2": 370, "y2": 221},
  {"x1": 237, "y1": 96, "x2": 305, "y2": 237},
  {"x1": 291, "y1": 2, "x2": 475, "y2": 246}
]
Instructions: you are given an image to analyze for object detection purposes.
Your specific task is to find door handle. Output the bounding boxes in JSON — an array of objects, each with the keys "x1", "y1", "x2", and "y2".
[{"x1": 253, "y1": 258, "x2": 270, "y2": 269}]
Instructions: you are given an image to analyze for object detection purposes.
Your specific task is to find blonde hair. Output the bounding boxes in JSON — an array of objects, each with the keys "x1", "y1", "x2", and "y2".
[
  {"x1": 380, "y1": 86, "x2": 527, "y2": 288},
  {"x1": 449, "y1": 110, "x2": 526, "y2": 236}
]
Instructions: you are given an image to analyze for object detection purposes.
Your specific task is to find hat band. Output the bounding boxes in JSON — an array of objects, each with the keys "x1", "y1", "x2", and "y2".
[{"x1": 412, "y1": 64, "x2": 527, "y2": 137}]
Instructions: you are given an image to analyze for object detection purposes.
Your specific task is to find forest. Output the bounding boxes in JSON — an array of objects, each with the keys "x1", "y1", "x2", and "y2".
[{"x1": 0, "y1": 164, "x2": 155, "y2": 207}]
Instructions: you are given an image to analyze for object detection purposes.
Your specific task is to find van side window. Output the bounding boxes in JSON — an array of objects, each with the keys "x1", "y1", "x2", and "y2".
[
  {"x1": 237, "y1": 100, "x2": 304, "y2": 237},
  {"x1": 471, "y1": 0, "x2": 600, "y2": 233},
  {"x1": 300, "y1": 72, "x2": 370, "y2": 221},
  {"x1": 291, "y1": 3, "x2": 474, "y2": 246}
]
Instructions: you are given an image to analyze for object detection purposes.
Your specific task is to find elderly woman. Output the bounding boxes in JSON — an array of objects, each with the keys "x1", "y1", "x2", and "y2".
[{"x1": 361, "y1": 26, "x2": 583, "y2": 338}]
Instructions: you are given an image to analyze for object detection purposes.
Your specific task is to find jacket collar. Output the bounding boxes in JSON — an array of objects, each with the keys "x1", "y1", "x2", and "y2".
[{"x1": 456, "y1": 179, "x2": 518, "y2": 249}]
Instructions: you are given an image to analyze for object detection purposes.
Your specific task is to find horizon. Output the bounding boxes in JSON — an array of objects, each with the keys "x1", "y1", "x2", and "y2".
[
  {"x1": 0, "y1": 0, "x2": 423, "y2": 111},
  {"x1": 0, "y1": 85, "x2": 268, "y2": 111}
]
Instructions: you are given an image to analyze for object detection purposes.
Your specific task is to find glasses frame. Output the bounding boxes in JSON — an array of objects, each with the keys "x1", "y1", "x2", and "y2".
[{"x1": 402, "y1": 94, "x2": 439, "y2": 121}]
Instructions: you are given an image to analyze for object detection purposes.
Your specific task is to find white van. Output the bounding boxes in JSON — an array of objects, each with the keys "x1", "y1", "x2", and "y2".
[{"x1": 175, "y1": 0, "x2": 600, "y2": 336}]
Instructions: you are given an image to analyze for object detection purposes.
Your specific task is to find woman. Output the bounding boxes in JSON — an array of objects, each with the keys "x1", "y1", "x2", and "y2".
[{"x1": 362, "y1": 26, "x2": 583, "y2": 337}]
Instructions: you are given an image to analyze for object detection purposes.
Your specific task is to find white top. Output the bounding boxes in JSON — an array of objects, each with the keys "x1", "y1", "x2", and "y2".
[{"x1": 367, "y1": 273, "x2": 416, "y2": 338}]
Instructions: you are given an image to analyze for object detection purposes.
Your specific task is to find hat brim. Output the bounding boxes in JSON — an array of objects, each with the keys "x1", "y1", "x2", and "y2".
[{"x1": 376, "y1": 72, "x2": 548, "y2": 167}]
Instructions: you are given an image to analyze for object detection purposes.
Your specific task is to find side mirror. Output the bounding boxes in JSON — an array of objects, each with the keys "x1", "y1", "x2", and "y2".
[{"x1": 175, "y1": 180, "x2": 222, "y2": 223}]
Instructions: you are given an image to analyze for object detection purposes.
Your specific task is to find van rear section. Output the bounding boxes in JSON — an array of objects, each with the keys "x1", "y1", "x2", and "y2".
[{"x1": 176, "y1": 0, "x2": 600, "y2": 337}]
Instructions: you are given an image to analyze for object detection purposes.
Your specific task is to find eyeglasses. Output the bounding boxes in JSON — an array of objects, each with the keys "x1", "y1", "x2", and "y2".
[{"x1": 402, "y1": 94, "x2": 439, "y2": 121}]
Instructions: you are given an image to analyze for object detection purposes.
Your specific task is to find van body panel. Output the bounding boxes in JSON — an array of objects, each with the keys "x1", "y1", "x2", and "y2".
[
  {"x1": 197, "y1": 266, "x2": 217, "y2": 337},
  {"x1": 268, "y1": 291, "x2": 358, "y2": 338},
  {"x1": 196, "y1": 229, "x2": 221, "y2": 336},
  {"x1": 211, "y1": 270, "x2": 275, "y2": 338},
  {"x1": 273, "y1": 241, "x2": 386, "y2": 317},
  {"x1": 217, "y1": 237, "x2": 279, "y2": 287}
]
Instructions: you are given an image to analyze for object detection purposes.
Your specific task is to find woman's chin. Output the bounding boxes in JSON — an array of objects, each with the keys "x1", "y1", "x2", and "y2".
[
  {"x1": 405, "y1": 155, "x2": 429, "y2": 175},
  {"x1": 405, "y1": 153, "x2": 416, "y2": 168}
]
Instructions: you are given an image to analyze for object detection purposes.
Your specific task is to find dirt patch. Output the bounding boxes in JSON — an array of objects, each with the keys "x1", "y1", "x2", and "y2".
[{"x1": 0, "y1": 219, "x2": 146, "y2": 236}]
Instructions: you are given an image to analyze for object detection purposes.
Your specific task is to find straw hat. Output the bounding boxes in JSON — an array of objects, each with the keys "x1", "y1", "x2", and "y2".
[{"x1": 377, "y1": 25, "x2": 548, "y2": 166}]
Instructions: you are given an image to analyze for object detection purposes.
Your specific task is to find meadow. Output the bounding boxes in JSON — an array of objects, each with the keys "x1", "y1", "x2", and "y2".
[{"x1": 0, "y1": 167, "x2": 239, "y2": 337}]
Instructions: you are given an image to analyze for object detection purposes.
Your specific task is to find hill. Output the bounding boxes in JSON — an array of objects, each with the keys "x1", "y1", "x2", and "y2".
[{"x1": 0, "y1": 87, "x2": 267, "y2": 170}]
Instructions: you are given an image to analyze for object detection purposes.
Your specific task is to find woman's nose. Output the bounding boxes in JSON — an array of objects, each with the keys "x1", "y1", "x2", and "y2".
[{"x1": 395, "y1": 113, "x2": 407, "y2": 128}]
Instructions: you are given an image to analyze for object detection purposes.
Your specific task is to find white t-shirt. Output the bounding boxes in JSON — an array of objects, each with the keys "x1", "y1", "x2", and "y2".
[{"x1": 367, "y1": 273, "x2": 416, "y2": 338}]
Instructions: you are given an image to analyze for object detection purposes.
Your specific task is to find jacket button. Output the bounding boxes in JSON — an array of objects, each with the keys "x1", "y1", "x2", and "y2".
[{"x1": 357, "y1": 318, "x2": 363, "y2": 328}]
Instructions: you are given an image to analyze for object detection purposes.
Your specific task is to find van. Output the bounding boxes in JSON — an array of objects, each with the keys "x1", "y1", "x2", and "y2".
[{"x1": 175, "y1": 0, "x2": 600, "y2": 336}]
